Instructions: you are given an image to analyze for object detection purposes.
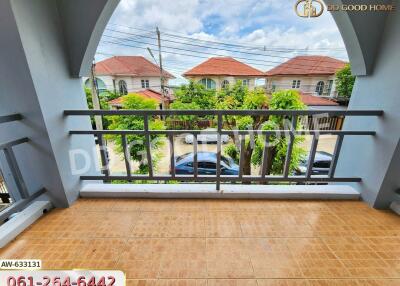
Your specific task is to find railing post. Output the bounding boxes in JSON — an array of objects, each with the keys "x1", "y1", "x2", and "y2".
[
  {"x1": 239, "y1": 135, "x2": 246, "y2": 179},
  {"x1": 143, "y1": 115, "x2": 153, "y2": 178},
  {"x1": 121, "y1": 135, "x2": 132, "y2": 179},
  {"x1": 169, "y1": 134, "x2": 175, "y2": 178},
  {"x1": 260, "y1": 135, "x2": 270, "y2": 179},
  {"x1": 193, "y1": 134, "x2": 198, "y2": 179},
  {"x1": 306, "y1": 134, "x2": 319, "y2": 179},
  {"x1": 3, "y1": 147, "x2": 29, "y2": 199},
  {"x1": 283, "y1": 116, "x2": 297, "y2": 177},
  {"x1": 216, "y1": 113, "x2": 223, "y2": 191},
  {"x1": 329, "y1": 134, "x2": 344, "y2": 178}
]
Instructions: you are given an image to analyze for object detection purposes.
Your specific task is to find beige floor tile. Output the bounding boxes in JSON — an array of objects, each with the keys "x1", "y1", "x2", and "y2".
[{"x1": 2, "y1": 198, "x2": 399, "y2": 284}]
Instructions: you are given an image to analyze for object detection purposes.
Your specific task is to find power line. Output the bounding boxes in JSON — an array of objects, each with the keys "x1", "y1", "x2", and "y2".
[
  {"x1": 99, "y1": 39, "x2": 346, "y2": 73},
  {"x1": 105, "y1": 28, "x2": 294, "y2": 60},
  {"x1": 102, "y1": 31, "x2": 347, "y2": 67},
  {"x1": 107, "y1": 23, "x2": 346, "y2": 53}
]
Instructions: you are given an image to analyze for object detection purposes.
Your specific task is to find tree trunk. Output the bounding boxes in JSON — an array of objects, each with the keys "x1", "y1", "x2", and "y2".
[
  {"x1": 265, "y1": 146, "x2": 277, "y2": 176},
  {"x1": 242, "y1": 141, "x2": 254, "y2": 176}
]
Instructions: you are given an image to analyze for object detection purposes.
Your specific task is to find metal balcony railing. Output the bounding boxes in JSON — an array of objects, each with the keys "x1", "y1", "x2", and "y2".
[
  {"x1": 65, "y1": 109, "x2": 383, "y2": 190},
  {"x1": 0, "y1": 114, "x2": 46, "y2": 222}
]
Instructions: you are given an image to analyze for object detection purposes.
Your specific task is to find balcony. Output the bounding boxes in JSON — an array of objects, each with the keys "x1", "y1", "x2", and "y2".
[{"x1": 1, "y1": 1, "x2": 400, "y2": 284}]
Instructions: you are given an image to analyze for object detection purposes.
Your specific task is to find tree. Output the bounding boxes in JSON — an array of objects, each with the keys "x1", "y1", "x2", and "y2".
[
  {"x1": 217, "y1": 82, "x2": 268, "y2": 175},
  {"x1": 170, "y1": 81, "x2": 217, "y2": 128},
  {"x1": 172, "y1": 81, "x2": 217, "y2": 110},
  {"x1": 335, "y1": 64, "x2": 356, "y2": 98},
  {"x1": 254, "y1": 90, "x2": 306, "y2": 175},
  {"x1": 221, "y1": 87, "x2": 306, "y2": 175},
  {"x1": 107, "y1": 94, "x2": 165, "y2": 174},
  {"x1": 171, "y1": 80, "x2": 306, "y2": 176}
]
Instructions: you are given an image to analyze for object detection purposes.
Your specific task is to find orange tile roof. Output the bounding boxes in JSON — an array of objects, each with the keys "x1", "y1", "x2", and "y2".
[
  {"x1": 300, "y1": 92, "x2": 339, "y2": 106},
  {"x1": 108, "y1": 89, "x2": 172, "y2": 106},
  {"x1": 183, "y1": 57, "x2": 264, "y2": 77},
  {"x1": 266, "y1": 56, "x2": 347, "y2": 76},
  {"x1": 95, "y1": 56, "x2": 175, "y2": 78}
]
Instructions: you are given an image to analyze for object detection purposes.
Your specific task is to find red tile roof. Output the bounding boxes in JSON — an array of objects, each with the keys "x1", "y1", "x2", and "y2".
[
  {"x1": 300, "y1": 92, "x2": 339, "y2": 106},
  {"x1": 95, "y1": 56, "x2": 175, "y2": 78},
  {"x1": 266, "y1": 56, "x2": 347, "y2": 76},
  {"x1": 108, "y1": 89, "x2": 172, "y2": 106},
  {"x1": 183, "y1": 57, "x2": 264, "y2": 77}
]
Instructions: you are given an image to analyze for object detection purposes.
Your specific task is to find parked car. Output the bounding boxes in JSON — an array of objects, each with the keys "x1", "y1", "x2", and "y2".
[
  {"x1": 184, "y1": 128, "x2": 230, "y2": 144},
  {"x1": 295, "y1": 151, "x2": 332, "y2": 176},
  {"x1": 174, "y1": 152, "x2": 239, "y2": 175}
]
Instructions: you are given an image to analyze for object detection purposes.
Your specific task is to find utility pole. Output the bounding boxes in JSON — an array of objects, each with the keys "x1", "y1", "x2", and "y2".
[
  {"x1": 90, "y1": 62, "x2": 109, "y2": 177},
  {"x1": 90, "y1": 62, "x2": 103, "y2": 130},
  {"x1": 156, "y1": 27, "x2": 167, "y2": 109}
]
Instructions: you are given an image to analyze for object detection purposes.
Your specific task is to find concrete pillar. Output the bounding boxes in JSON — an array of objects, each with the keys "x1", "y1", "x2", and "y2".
[
  {"x1": 0, "y1": 0, "x2": 118, "y2": 207},
  {"x1": 330, "y1": 0, "x2": 400, "y2": 208}
]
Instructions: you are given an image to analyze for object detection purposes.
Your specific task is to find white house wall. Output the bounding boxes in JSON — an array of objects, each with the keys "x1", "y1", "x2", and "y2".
[
  {"x1": 266, "y1": 75, "x2": 337, "y2": 97},
  {"x1": 83, "y1": 76, "x2": 165, "y2": 93},
  {"x1": 186, "y1": 76, "x2": 259, "y2": 90}
]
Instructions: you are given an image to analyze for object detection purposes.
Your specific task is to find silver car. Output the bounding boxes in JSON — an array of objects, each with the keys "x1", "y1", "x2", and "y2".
[{"x1": 184, "y1": 128, "x2": 230, "y2": 144}]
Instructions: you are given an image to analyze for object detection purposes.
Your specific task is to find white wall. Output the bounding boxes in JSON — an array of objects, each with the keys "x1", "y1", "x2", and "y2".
[
  {"x1": 333, "y1": 0, "x2": 400, "y2": 209},
  {"x1": 83, "y1": 76, "x2": 168, "y2": 93},
  {"x1": 185, "y1": 76, "x2": 259, "y2": 90},
  {"x1": 266, "y1": 75, "x2": 337, "y2": 97},
  {"x1": 0, "y1": 0, "x2": 117, "y2": 207}
]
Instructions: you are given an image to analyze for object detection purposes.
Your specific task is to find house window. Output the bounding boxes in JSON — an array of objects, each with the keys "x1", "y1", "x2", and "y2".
[
  {"x1": 118, "y1": 80, "x2": 128, "y2": 95},
  {"x1": 84, "y1": 78, "x2": 107, "y2": 92},
  {"x1": 141, "y1": 79, "x2": 149, "y2": 89},
  {"x1": 315, "y1": 81, "x2": 325, "y2": 95},
  {"x1": 221, "y1": 80, "x2": 230, "y2": 89},
  {"x1": 292, "y1": 80, "x2": 301, "y2": 89},
  {"x1": 326, "y1": 80, "x2": 334, "y2": 96},
  {"x1": 242, "y1": 79, "x2": 250, "y2": 87},
  {"x1": 199, "y1": 78, "x2": 216, "y2": 89}
]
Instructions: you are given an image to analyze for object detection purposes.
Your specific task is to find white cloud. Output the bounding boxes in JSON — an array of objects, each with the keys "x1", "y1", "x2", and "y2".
[
  {"x1": 110, "y1": 0, "x2": 203, "y2": 34},
  {"x1": 98, "y1": 0, "x2": 348, "y2": 85}
]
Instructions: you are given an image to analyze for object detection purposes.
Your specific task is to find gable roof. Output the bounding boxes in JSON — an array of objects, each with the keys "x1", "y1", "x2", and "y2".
[
  {"x1": 95, "y1": 56, "x2": 175, "y2": 78},
  {"x1": 266, "y1": 56, "x2": 347, "y2": 76},
  {"x1": 183, "y1": 57, "x2": 265, "y2": 77},
  {"x1": 108, "y1": 89, "x2": 173, "y2": 106}
]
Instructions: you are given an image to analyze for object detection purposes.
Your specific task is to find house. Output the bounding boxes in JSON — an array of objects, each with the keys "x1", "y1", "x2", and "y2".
[
  {"x1": 84, "y1": 56, "x2": 175, "y2": 95},
  {"x1": 265, "y1": 56, "x2": 347, "y2": 97},
  {"x1": 108, "y1": 89, "x2": 173, "y2": 110},
  {"x1": 183, "y1": 57, "x2": 265, "y2": 90}
]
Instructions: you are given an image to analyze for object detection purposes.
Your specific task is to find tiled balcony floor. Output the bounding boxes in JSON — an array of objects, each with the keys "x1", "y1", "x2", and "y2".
[{"x1": 1, "y1": 198, "x2": 400, "y2": 285}]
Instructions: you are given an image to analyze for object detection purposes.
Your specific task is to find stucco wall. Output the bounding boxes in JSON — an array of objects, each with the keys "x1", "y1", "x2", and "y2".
[
  {"x1": 266, "y1": 75, "x2": 337, "y2": 97},
  {"x1": 334, "y1": 1, "x2": 400, "y2": 208},
  {"x1": 186, "y1": 76, "x2": 259, "y2": 90},
  {"x1": 83, "y1": 76, "x2": 168, "y2": 93},
  {"x1": 0, "y1": 0, "x2": 117, "y2": 207}
]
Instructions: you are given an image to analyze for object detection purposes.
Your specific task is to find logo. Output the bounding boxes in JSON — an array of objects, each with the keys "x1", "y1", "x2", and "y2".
[{"x1": 295, "y1": 0, "x2": 324, "y2": 18}]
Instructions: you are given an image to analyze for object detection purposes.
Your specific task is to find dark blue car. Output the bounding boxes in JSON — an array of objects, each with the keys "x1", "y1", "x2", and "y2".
[{"x1": 174, "y1": 152, "x2": 239, "y2": 175}]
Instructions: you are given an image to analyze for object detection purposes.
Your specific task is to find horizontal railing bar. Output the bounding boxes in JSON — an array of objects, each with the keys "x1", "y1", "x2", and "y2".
[
  {"x1": 64, "y1": 109, "x2": 384, "y2": 117},
  {"x1": 0, "y1": 138, "x2": 29, "y2": 150},
  {"x1": 0, "y1": 114, "x2": 22, "y2": 124},
  {"x1": 80, "y1": 175, "x2": 361, "y2": 183},
  {"x1": 69, "y1": 130, "x2": 376, "y2": 136},
  {"x1": 0, "y1": 188, "x2": 46, "y2": 223}
]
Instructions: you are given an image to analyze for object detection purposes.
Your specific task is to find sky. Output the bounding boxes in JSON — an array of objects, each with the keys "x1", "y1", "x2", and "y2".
[{"x1": 96, "y1": 0, "x2": 348, "y2": 86}]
